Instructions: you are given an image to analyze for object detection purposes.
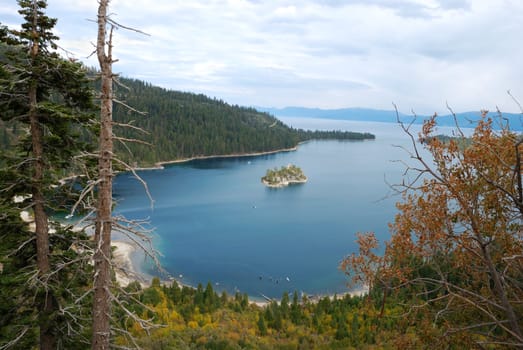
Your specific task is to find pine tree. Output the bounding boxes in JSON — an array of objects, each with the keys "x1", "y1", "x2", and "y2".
[
  {"x1": 0, "y1": 1, "x2": 95, "y2": 348},
  {"x1": 290, "y1": 291, "x2": 301, "y2": 324},
  {"x1": 257, "y1": 314, "x2": 268, "y2": 336},
  {"x1": 280, "y1": 291, "x2": 290, "y2": 319},
  {"x1": 0, "y1": 198, "x2": 38, "y2": 348}
]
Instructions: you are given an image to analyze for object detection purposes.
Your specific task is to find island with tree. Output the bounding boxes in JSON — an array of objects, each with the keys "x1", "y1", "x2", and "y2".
[{"x1": 261, "y1": 164, "x2": 308, "y2": 188}]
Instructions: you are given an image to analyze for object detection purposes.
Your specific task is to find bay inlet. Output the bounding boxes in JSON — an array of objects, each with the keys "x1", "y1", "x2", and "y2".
[{"x1": 113, "y1": 118, "x2": 424, "y2": 299}]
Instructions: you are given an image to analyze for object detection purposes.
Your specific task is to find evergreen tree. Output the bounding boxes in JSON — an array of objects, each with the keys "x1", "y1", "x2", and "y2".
[
  {"x1": 0, "y1": 198, "x2": 39, "y2": 348},
  {"x1": 290, "y1": 291, "x2": 301, "y2": 324},
  {"x1": 257, "y1": 314, "x2": 268, "y2": 336},
  {"x1": 280, "y1": 291, "x2": 290, "y2": 319},
  {"x1": 0, "y1": 1, "x2": 95, "y2": 349},
  {"x1": 350, "y1": 313, "x2": 360, "y2": 346},
  {"x1": 335, "y1": 313, "x2": 349, "y2": 340}
]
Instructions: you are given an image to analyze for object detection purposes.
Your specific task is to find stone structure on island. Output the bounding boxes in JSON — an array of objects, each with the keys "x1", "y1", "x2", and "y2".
[{"x1": 261, "y1": 164, "x2": 308, "y2": 188}]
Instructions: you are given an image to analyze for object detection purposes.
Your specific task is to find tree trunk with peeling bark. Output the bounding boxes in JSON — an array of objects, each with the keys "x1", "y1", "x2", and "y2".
[{"x1": 92, "y1": 0, "x2": 114, "y2": 348}]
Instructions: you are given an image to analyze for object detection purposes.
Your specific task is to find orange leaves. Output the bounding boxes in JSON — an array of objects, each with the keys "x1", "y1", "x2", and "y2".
[
  {"x1": 356, "y1": 231, "x2": 379, "y2": 257},
  {"x1": 420, "y1": 115, "x2": 437, "y2": 142},
  {"x1": 343, "y1": 112, "x2": 523, "y2": 346},
  {"x1": 378, "y1": 113, "x2": 523, "y2": 345},
  {"x1": 397, "y1": 114, "x2": 521, "y2": 251},
  {"x1": 340, "y1": 232, "x2": 385, "y2": 291}
]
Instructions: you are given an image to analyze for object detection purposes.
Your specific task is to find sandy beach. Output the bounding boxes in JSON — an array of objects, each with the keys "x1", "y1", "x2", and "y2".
[
  {"x1": 20, "y1": 208, "x2": 149, "y2": 288},
  {"x1": 112, "y1": 241, "x2": 150, "y2": 287}
]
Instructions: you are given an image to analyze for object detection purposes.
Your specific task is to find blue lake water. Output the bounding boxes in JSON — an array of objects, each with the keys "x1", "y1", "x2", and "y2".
[{"x1": 113, "y1": 118, "x2": 437, "y2": 299}]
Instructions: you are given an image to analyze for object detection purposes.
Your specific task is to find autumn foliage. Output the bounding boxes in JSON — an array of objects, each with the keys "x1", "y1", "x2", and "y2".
[
  {"x1": 341, "y1": 112, "x2": 523, "y2": 348},
  {"x1": 114, "y1": 278, "x2": 410, "y2": 349}
]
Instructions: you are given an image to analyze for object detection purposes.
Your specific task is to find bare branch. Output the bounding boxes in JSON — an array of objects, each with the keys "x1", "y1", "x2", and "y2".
[
  {"x1": 112, "y1": 157, "x2": 154, "y2": 208},
  {"x1": 113, "y1": 77, "x2": 131, "y2": 91},
  {"x1": 113, "y1": 136, "x2": 152, "y2": 147},
  {"x1": 112, "y1": 121, "x2": 150, "y2": 134},
  {"x1": 106, "y1": 18, "x2": 151, "y2": 37},
  {"x1": 446, "y1": 102, "x2": 465, "y2": 138},
  {"x1": 0, "y1": 326, "x2": 30, "y2": 350},
  {"x1": 113, "y1": 98, "x2": 148, "y2": 116},
  {"x1": 68, "y1": 179, "x2": 103, "y2": 218},
  {"x1": 507, "y1": 90, "x2": 523, "y2": 114}
]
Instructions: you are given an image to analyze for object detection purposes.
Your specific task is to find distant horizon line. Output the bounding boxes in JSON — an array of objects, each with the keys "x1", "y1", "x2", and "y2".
[{"x1": 255, "y1": 105, "x2": 522, "y2": 116}]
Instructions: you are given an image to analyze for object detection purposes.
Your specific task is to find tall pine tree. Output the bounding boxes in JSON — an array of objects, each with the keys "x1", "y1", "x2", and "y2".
[{"x1": 0, "y1": 1, "x2": 96, "y2": 348}]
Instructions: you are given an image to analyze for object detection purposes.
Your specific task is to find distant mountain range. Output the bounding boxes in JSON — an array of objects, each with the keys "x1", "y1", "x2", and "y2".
[{"x1": 258, "y1": 106, "x2": 522, "y2": 131}]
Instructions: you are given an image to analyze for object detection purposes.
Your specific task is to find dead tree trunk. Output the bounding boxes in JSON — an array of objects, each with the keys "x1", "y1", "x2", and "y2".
[{"x1": 92, "y1": 0, "x2": 114, "y2": 348}]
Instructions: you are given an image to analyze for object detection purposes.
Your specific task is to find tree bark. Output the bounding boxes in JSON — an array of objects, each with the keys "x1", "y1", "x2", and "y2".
[
  {"x1": 481, "y1": 243, "x2": 523, "y2": 342},
  {"x1": 92, "y1": 0, "x2": 114, "y2": 349},
  {"x1": 28, "y1": 6, "x2": 55, "y2": 349}
]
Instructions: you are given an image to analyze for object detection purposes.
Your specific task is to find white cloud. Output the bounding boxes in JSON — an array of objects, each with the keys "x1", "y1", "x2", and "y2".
[
  {"x1": 3, "y1": 0, "x2": 522, "y2": 114},
  {"x1": 273, "y1": 5, "x2": 298, "y2": 18}
]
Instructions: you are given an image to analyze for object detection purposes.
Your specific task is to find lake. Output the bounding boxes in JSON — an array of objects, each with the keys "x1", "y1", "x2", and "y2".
[{"x1": 113, "y1": 118, "x2": 436, "y2": 299}]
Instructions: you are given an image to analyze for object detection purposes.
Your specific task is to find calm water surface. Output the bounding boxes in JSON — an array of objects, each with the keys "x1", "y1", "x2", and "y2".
[{"x1": 114, "y1": 118, "x2": 431, "y2": 298}]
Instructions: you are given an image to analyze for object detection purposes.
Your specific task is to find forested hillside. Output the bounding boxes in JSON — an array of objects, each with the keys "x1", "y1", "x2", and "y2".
[
  {"x1": 110, "y1": 77, "x2": 374, "y2": 166},
  {"x1": 0, "y1": 74, "x2": 375, "y2": 167}
]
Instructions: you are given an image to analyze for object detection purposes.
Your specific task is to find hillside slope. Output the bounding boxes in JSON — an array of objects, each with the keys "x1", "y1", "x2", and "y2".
[
  {"x1": 0, "y1": 72, "x2": 375, "y2": 168},
  {"x1": 111, "y1": 78, "x2": 374, "y2": 166}
]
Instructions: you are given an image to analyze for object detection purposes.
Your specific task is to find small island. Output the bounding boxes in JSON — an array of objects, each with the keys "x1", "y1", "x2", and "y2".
[{"x1": 261, "y1": 164, "x2": 308, "y2": 188}]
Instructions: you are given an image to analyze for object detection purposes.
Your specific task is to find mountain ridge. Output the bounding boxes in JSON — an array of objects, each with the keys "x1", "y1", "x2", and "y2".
[{"x1": 258, "y1": 106, "x2": 522, "y2": 130}]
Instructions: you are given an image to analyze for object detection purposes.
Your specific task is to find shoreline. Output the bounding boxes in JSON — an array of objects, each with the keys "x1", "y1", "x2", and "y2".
[
  {"x1": 111, "y1": 241, "x2": 150, "y2": 288},
  {"x1": 132, "y1": 146, "x2": 300, "y2": 171},
  {"x1": 111, "y1": 239, "x2": 368, "y2": 307},
  {"x1": 261, "y1": 178, "x2": 308, "y2": 188},
  {"x1": 111, "y1": 240, "x2": 192, "y2": 290}
]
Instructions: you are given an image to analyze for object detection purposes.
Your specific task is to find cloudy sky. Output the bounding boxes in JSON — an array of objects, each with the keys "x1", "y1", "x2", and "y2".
[{"x1": 2, "y1": 0, "x2": 522, "y2": 114}]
